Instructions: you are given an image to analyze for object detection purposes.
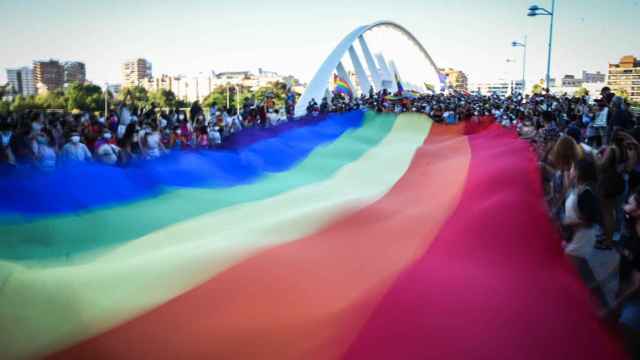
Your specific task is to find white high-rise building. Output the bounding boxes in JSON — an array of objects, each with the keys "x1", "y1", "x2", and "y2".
[{"x1": 6, "y1": 67, "x2": 36, "y2": 96}]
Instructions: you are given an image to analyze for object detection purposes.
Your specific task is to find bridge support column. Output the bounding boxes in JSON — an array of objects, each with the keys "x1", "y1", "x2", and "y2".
[
  {"x1": 388, "y1": 60, "x2": 404, "y2": 90},
  {"x1": 375, "y1": 53, "x2": 396, "y2": 92},
  {"x1": 348, "y1": 46, "x2": 372, "y2": 95},
  {"x1": 358, "y1": 35, "x2": 383, "y2": 91}
]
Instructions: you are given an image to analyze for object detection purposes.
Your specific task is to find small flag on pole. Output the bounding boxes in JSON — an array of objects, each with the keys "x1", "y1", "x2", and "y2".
[{"x1": 333, "y1": 74, "x2": 353, "y2": 98}]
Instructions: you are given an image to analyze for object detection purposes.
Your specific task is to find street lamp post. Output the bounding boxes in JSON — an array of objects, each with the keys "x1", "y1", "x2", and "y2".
[
  {"x1": 528, "y1": 0, "x2": 556, "y2": 92},
  {"x1": 505, "y1": 60, "x2": 517, "y2": 95},
  {"x1": 104, "y1": 82, "x2": 109, "y2": 117},
  {"x1": 195, "y1": 77, "x2": 199, "y2": 101},
  {"x1": 511, "y1": 35, "x2": 527, "y2": 95},
  {"x1": 235, "y1": 85, "x2": 240, "y2": 115}
]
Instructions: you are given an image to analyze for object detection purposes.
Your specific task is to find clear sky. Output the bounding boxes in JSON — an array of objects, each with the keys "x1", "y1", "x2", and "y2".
[{"x1": 0, "y1": 0, "x2": 638, "y2": 86}]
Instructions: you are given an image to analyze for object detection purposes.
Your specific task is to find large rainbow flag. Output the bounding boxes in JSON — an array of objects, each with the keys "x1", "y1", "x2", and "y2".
[{"x1": 0, "y1": 112, "x2": 626, "y2": 359}]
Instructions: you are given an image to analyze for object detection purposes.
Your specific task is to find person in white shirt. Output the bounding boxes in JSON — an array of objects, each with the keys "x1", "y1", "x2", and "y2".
[
  {"x1": 586, "y1": 101, "x2": 609, "y2": 148},
  {"x1": 593, "y1": 105, "x2": 608, "y2": 128},
  {"x1": 208, "y1": 126, "x2": 222, "y2": 145},
  {"x1": 96, "y1": 131, "x2": 120, "y2": 165},
  {"x1": 222, "y1": 111, "x2": 233, "y2": 129},
  {"x1": 230, "y1": 113, "x2": 243, "y2": 133},
  {"x1": 119, "y1": 101, "x2": 132, "y2": 126},
  {"x1": 0, "y1": 126, "x2": 16, "y2": 166},
  {"x1": 32, "y1": 132, "x2": 57, "y2": 171},
  {"x1": 267, "y1": 110, "x2": 279, "y2": 127},
  {"x1": 143, "y1": 124, "x2": 166, "y2": 159},
  {"x1": 117, "y1": 113, "x2": 131, "y2": 140},
  {"x1": 61, "y1": 132, "x2": 92, "y2": 162},
  {"x1": 277, "y1": 109, "x2": 287, "y2": 124},
  {"x1": 209, "y1": 105, "x2": 218, "y2": 121}
]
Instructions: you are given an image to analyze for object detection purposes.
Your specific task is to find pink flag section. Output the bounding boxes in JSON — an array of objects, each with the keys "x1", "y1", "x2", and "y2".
[{"x1": 344, "y1": 124, "x2": 626, "y2": 360}]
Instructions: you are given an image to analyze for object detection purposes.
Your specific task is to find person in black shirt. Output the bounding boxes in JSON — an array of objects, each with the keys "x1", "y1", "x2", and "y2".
[
  {"x1": 606, "y1": 188, "x2": 640, "y2": 356},
  {"x1": 189, "y1": 101, "x2": 203, "y2": 122},
  {"x1": 609, "y1": 96, "x2": 636, "y2": 136}
]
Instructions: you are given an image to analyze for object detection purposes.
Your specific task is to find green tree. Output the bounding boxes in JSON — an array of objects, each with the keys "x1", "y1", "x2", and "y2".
[
  {"x1": 121, "y1": 86, "x2": 150, "y2": 110},
  {"x1": 148, "y1": 89, "x2": 177, "y2": 108},
  {"x1": 615, "y1": 88, "x2": 630, "y2": 99},
  {"x1": 255, "y1": 81, "x2": 288, "y2": 107},
  {"x1": 574, "y1": 86, "x2": 589, "y2": 98},
  {"x1": 0, "y1": 100, "x2": 10, "y2": 115},
  {"x1": 202, "y1": 85, "x2": 231, "y2": 109},
  {"x1": 10, "y1": 95, "x2": 41, "y2": 112},
  {"x1": 35, "y1": 90, "x2": 66, "y2": 110},
  {"x1": 65, "y1": 82, "x2": 104, "y2": 112},
  {"x1": 531, "y1": 83, "x2": 544, "y2": 95}
]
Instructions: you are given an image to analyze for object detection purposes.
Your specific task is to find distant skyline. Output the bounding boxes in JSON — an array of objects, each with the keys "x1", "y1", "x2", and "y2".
[{"x1": 0, "y1": 0, "x2": 638, "y2": 87}]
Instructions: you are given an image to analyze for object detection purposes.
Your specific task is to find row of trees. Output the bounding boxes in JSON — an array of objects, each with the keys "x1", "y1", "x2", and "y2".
[
  {"x1": 0, "y1": 82, "x2": 109, "y2": 114},
  {"x1": 0, "y1": 82, "x2": 187, "y2": 115},
  {"x1": 529, "y1": 81, "x2": 638, "y2": 107},
  {"x1": 201, "y1": 81, "x2": 290, "y2": 110},
  {"x1": 0, "y1": 81, "x2": 294, "y2": 115}
]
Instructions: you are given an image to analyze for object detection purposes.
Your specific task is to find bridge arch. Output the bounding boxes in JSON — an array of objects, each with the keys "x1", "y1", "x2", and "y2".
[{"x1": 295, "y1": 20, "x2": 442, "y2": 116}]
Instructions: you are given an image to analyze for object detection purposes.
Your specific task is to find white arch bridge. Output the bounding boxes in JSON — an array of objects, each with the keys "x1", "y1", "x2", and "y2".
[{"x1": 295, "y1": 20, "x2": 443, "y2": 116}]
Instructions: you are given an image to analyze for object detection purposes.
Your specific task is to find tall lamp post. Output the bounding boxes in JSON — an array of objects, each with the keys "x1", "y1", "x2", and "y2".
[
  {"x1": 235, "y1": 85, "x2": 241, "y2": 115},
  {"x1": 528, "y1": 0, "x2": 556, "y2": 92},
  {"x1": 511, "y1": 36, "x2": 527, "y2": 95},
  {"x1": 104, "y1": 82, "x2": 109, "y2": 116},
  {"x1": 505, "y1": 59, "x2": 517, "y2": 95}
]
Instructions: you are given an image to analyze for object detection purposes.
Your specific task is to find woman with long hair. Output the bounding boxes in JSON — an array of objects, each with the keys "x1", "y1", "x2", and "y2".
[
  {"x1": 563, "y1": 156, "x2": 601, "y2": 258},
  {"x1": 597, "y1": 130, "x2": 629, "y2": 249}
]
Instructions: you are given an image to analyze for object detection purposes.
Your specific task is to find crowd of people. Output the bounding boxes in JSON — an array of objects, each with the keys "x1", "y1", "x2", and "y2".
[
  {"x1": 0, "y1": 87, "x2": 445, "y2": 169},
  {"x1": 0, "y1": 85, "x2": 530, "y2": 170},
  {"x1": 494, "y1": 87, "x2": 640, "y2": 354},
  {"x1": 0, "y1": 91, "x2": 296, "y2": 169}
]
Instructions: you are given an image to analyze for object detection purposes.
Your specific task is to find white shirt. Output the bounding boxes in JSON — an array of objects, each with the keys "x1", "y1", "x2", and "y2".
[
  {"x1": 564, "y1": 188, "x2": 597, "y2": 258},
  {"x1": 33, "y1": 143, "x2": 56, "y2": 171},
  {"x1": 97, "y1": 143, "x2": 120, "y2": 165},
  {"x1": 267, "y1": 113, "x2": 279, "y2": 126},
  {"x1": 117, "y1": 124, "x2": 127, "y2": 139},
  {"x1": 61, "y1": 142, "x2": 92, "y2": 162},
  {"x1": 231, "y1": 115, "x2": 243, "y2": 132},
  {"x1": 146, "y1": 132, "x2": 162, "y2": 158},
  {"x1": 593, "y1": 108, "x2": 608, "y2": 127},
  {"x1": 120, "y1": 106, "x2": 131, "y2": 125},
  {"x1": 208, "y1": 129, "x2": 222, "y2": 144},
  {"x1": 223, "y1": 114, "x2": 233, "y2": 128}
]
